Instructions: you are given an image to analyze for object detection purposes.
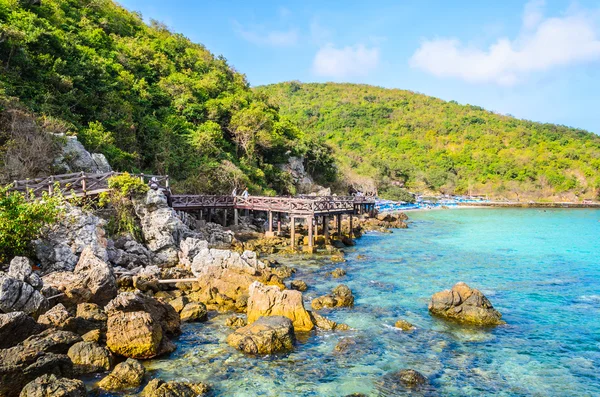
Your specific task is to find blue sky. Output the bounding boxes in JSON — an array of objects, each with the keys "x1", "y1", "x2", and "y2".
[{"x1": 118, "y1": 0, "x2": 600, "y2": 133}]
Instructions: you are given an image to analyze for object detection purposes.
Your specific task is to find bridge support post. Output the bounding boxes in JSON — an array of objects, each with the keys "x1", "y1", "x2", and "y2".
[
  {"x1": 222, "y1": 209, "x2": 227, "y2": 227},
  {"x1": 349, "y1": 215, "x2": 353, "y2": 240},
  {"x1": 265, "y1": 211, "x2": 275, "y2": 238},
  {"x1": 277, "y1": 213, "x2": 282, "y2": 235},
  {"x1": 234, "y1": 209, "x2": 239, "y2": 225},
  {"x1": 314, "y1": 217, "x2": 319, "y2": 239},
  {"x1": 323, "y1": 215, "x2": 329, "y2": 242},
  {"x1": 290, "y1": 217, "x2": 296, "y2": 249},
  {"x1": 306, "y1": 216, "x2": 314, "y2": 253},
  {"x1": 207, "y1": 208, "x2": 212, "y2": 223},
  {"x1": 337, "y1": 214, "x2": 342, "y2": 239}
]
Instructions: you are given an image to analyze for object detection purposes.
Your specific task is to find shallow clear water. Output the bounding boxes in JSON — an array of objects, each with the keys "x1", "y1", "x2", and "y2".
[{"x1": 142, "y1": 208, "x2": 600, "y2": 396}]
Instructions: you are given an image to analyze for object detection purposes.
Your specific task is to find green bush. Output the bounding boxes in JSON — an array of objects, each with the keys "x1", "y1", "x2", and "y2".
[
  {"x1": 0, "y1": 185, "x2": 64, "y2": 263},
  {"x1": 379, "y1": 185, "x2": 415, "y2": 203},
  {"x1": 100, "y1": 173, "x2": 147, "y2": 240}
]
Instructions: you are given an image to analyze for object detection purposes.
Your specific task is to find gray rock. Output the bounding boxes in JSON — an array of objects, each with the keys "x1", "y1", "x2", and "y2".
[
  {"x1": 42, "y1": 246, "x2": 117, "y2": 307},
  {"x1": 133, "y1": 190, "x2": 192, "y2": 266},
  {"x1": 0, "y1": 273, "x2": 48, "y2": 316},
  {"x1": 0, "y1": 312, "x2": 43, "y2": 349},
  {"x1": 8, "y1": 257, "x2": 42, "y2": 290},
  {"x1": 20, "y1": 373, "x2": 87, "y2": 397},
  {"x1": 178, "y1": 237, "x2": 209, "y2": 268},
  {"x1": 107, "y1": 234, "x2": 154, "y2": 268},
  {"x1": 33, "y1": 205, "x2": 108, "y2": 273},
  {"x1": 53, "y1": 135, "x2": 111, "y2": 175}
]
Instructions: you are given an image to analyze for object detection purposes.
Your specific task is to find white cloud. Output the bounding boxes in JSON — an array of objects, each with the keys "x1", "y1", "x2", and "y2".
[
  {"x1": 233, "y1": 21, "x2": 298, "y2": 47},
  {"x1": 312, "y1": 44, "x2": 380, "y2": 78},
  {"x1": 409, "y1": 1, "x2": 600, "y2": 85}
]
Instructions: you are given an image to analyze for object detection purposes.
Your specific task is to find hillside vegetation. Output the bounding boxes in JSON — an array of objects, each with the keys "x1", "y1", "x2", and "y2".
[
  {"x1": 0, "y1": 0, "x2": 333, "y2": 194},
  {"x1": 258, "y1": 82, "x2": 600, "y2": 200}
]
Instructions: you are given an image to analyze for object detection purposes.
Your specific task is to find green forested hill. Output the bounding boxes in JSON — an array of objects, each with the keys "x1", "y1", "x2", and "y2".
[
  {"x1": 258, "y1": 82, "x2": 600, "y2": 200},
  {"x1": 0, "y1": 0, "x2": 331, "y2": 195}
]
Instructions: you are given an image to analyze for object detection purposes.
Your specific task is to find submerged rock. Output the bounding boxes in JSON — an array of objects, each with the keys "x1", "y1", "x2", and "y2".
[
  {"x1": 97, "y1": 358, "x2": 145, "y2": 391},
  {"x1": 20, "y1": 373, "x2": 87, "y2": 397},
  {"x1": 0, "y1": 312, "x2": 43, "y2": 349},
  {"x1": 289, "y1": 280, "x2": 308, "y2": 291},
  {"x1": 141, "y1": 378, "x2": 210, "y2": 397},
  {"x1": 429, "y1": 282, "x2": 504, "y2": 326},
  {"x1": 394, "y1": 319, "x2": 415, "y2": 331},
  {"x1": 247, "y1": 281, "x2": 314, "y2": 332},
  {"x1": 226, "y1": 315, "x2": 295, "y2": 354},
  {"x1": 379, "y1": 369, "x2": 428, "y2": 392},
  {"x1": 311, "y1": 285, "x2": 354, "y2": 310},
  {"x1": 225, "y1": 315, "x2": 247, "y2": 328},
  {"x1": 308, "y1": 311, "x2": 349, "y2": 331},
  {"x1": 328, "y1": 268, "x2": 346, "y2": 278}
]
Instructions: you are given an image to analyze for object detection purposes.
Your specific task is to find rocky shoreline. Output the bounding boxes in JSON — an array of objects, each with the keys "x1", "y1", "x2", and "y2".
[{"x1": 0, "y1": 188, "x2": 503, "y2": 396}]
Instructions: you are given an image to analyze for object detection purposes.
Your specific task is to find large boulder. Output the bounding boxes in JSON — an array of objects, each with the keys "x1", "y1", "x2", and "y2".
[
  {"x1": 19, "y1": 374, "x2": 87, "y2": 397},
  {"x1": 178, "y1": 237, "x2": 208, "y2": 268},
  {"x1": 67, "y1": 341, "x2": 112, "y2": 374},
  {"x1": 179, "y1": 302, "x2": 207, "y2": 322},
  {"x1": 97, "y1": 358, "x2": 145, "y2": 391},
  {"x1": 8, "y1": 257, "x2": 42, "y2": 290},
  {"x1": 311, "y1": 285, "x2": 354, "y2": 311},
  {"x1": 188, "y1": 249, "x2": 273, "y2": 309},
  {"x1": 141, "y1": 379, "x2": 210, "y2": 397},
  {"x1": 247, "y1": 282, "x2": 314, "y2": 332},
  {"x1": 0, "y1": 273, "x2": 48, "y2": 316},
  {"x1": 226, "y1": 315, "x2": 295, "y2": 354},
  {"x1": 0, "y1": 312, "x2": 43, "y2": 348},
  {"x1": 42, "y1": 246, "x2": 117, "y2": 307},
  {"x1": 133, "y1": 189, "x2": 192, "y2": 266},
  {"x1": 428, "y1": 282, "x2": 504, "y2": 326},
  {"x1": 33, "y1": 205, "x2": 108, "y2": 273},
  {"x1": 104, "y1": 292, "x2": 180, "y2": 359}
]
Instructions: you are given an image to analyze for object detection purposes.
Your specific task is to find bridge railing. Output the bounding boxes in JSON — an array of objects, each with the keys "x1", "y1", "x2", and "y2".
[{"x1": 8, "y1": 171, "x2": 169, "y2": 197}]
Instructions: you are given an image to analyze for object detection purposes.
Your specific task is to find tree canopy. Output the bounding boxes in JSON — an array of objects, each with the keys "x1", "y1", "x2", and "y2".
[
  {"x1": 0, "y1": 0, "x2": 331, "y2": 195},
  {"x1": 257, "y1": 82, "x2": 600, "y2": 200}
]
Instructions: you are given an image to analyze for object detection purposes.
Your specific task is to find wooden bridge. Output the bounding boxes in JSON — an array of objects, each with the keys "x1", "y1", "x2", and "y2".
[{"x1": 8, "y1": 171, "x2": 375, "y2": 251}]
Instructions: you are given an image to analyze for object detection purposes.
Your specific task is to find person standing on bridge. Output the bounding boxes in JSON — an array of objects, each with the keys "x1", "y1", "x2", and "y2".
[
  {"x1": 242, "y1": 187, "x2": 249, "y2": 198},
  {"x1": 231, "y1": 186, "x2": 237, "y2": 197}
]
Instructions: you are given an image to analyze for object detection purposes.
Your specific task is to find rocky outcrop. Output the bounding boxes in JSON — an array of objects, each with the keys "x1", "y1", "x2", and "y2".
[
  {"x1": 141, "y1": 379, "x2": 210, "y2": 397},
  {"x1": 0, "y1": 312, "x2": 43, "y2": 348},
  {"x1": 42, "y1": 246, "x2": 117, "y2": 307},
  {"x1": 33, "y1": 205, "x2": 108, "y2": 273},
  {"x1": 289, "y1": 280, "x2": 308, "y2": 292},
  {"x1": 133, "y1": 189, "x2": 192, "y2": 266},
  {"x1": 0, "y1": 272, "x2": 48, "y2": 316},
  {"x1": 97, "y1": 358, "x2": 145, "y2": 391},
  {"x1": 107, "y1": 234, "x2": 154, "y2": 269},
  {"x1": 247, "y1": 282, "x2": 314, "y2": 332},
  {"x1": 8, "y1": 257, "x2": 42, "y2": 290},
  {"x1": 19, "y1": 374, "x2": 87, "y2": 397},
  {"x1": 311, "y1": 285, "x2": 354, "y2": 310},
  {"x1": 178, "y1": 237, "x2": 209, "y2": 268},
  {"x1": 308, "y1": 311, "x2": 349, "y2": 331},
  {"x1": 428, "y1": 282, "x2": 504, "y2": 326},
  {"x1": 37, "y1": 303, "x2": 106, "y2": 336},
  {"x1": 0, "y1": 329, "x2": 81, "y2": 396},
  {"x1": 226, "y1": 315, "x2": 295, "y2": 354},
  {"x1": 104, "y1": 292, "x2": 180, "y2": 359},
  {"x1": 54, "y1": 135, "x2": 111, "y2": 174},
  {"x1": 225, "y1": 315, "x2": 247, "y2": 328},
  {"x1": 278, "y1": 156, "x2": 328, "y2": 194},
  {"x1": 67, "y1": 341, "x2": 112, "y2": 374}
]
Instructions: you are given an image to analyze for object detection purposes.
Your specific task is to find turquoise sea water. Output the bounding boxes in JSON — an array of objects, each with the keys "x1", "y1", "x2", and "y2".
[{"x1": 141, "y1": 208, "x2": 600, "y2": 396}]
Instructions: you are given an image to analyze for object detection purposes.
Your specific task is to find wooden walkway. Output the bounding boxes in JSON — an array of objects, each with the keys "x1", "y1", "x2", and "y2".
[{"x1": 8, "y1": 171, "x2": 375, "y2": 250}]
